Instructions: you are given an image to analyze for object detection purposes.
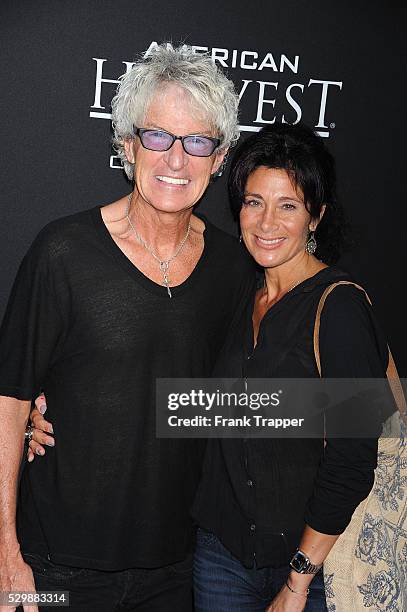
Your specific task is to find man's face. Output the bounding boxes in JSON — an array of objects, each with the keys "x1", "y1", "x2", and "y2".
[{"x1": 124, "y1": 84, "x2": 226, "y2": 215}]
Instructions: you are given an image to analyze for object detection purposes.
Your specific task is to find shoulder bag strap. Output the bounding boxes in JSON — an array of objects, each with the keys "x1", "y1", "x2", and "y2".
[{"x1": 313, "y1": 281, "x2": 407, "y2": 425}]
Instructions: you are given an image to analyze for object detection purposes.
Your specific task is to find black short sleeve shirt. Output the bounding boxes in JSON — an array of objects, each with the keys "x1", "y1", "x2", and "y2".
[{"x1": 0, "y1": 206, "x2": 255, "y2": 570}]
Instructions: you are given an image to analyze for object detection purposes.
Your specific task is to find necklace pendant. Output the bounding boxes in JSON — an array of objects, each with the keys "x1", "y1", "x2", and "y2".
[
  {"x1": 126, "y1": 203, "x2": 189, "y2": 301},
  {"x1": 161, "y1": 264, "x2": 172, "y2": 298},
  {"x1": 163, "y1": 276, "x2": 172, "y2": 298}
]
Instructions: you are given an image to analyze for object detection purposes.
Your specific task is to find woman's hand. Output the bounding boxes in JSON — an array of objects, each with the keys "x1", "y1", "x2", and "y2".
[
  {"x1": 27, "y1": 394, "x2": 54, "y2": 462},
  {"x1": 265, "y1": 584, "x2": 307, "y2": 612}
]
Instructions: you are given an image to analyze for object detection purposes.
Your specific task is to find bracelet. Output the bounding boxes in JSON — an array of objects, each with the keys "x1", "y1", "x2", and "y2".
[{"x1": 285, "y1": 581, "x2": 310, "y2": 597}]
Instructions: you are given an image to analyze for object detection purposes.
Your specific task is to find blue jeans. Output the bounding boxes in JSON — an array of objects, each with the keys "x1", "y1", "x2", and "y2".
[{"x1": 194, "y1": 529, "x2": 327, "y2": 612}]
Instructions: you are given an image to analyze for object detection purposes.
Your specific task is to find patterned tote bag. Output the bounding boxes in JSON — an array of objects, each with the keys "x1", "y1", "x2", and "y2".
[{"x1": 313, "y1": 281, "x2": 407, "y2": 612}]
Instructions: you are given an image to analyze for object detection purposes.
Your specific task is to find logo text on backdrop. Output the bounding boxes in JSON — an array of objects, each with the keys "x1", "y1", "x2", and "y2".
[{"x1": 88, "y1": 42, "x2": 343, "y2": 170}]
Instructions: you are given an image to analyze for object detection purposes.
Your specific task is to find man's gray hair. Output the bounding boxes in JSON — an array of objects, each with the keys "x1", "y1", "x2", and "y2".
[{"x1": 111, "y1": 44, "x2": 240, "y2": 180}]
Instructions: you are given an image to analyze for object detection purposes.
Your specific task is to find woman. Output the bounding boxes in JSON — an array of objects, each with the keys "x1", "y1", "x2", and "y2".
[
  {"x1": 0, "y1": 44, "x2": 254, "y2": 611},
  {"x1": 191, "y1": 123, "x2": 388, "y2": 611}
]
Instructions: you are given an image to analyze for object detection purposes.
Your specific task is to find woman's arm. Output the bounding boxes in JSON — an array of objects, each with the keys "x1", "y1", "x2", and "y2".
[{"x1": 305, "y1": 285, "x2": 386, "y2": 534}]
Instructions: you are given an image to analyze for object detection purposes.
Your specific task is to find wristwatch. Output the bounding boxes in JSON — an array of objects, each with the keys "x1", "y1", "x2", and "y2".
[{"x1": 289, "y1": 549, "x2": 322, "y2": 574}]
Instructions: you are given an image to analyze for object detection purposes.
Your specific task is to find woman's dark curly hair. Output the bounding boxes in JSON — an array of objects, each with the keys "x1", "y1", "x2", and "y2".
[{"x1": 228, "y1": 122, "x2": 348, "y2": 265}]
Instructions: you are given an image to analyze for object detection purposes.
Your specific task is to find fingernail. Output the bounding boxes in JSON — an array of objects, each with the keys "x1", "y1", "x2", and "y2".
[
  {"x1": 46, "y1": 439, "x2": 55, "y2": 447},
  {"x1": 36, "y1": 448, "x2": 45, "y2": 456},
  {"x1": 28, "y1": 454, "x2": 34, "y2": 463},
  {"x1": 47, "y1": 424, "x2": 54, "y2": 434},
  {"x1": 39, "y1": 404, "x2": 47, "y2": 414}
]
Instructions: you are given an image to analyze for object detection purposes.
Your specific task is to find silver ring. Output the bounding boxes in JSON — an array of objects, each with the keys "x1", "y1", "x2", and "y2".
[{"x1": 25, "y1": 425, "x2": 34, "y2": 443}]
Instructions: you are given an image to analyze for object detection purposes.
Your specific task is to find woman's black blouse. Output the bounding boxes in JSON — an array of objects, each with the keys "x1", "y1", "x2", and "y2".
[{"x1": 192, "y1": 267, "x2": 390, "y2": 569}]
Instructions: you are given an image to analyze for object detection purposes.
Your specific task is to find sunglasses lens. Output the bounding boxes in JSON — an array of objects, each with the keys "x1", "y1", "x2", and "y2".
[
  {"x1": 140, "y1": 130, "x2": 173, "y2": 151},
  {"x1": 183, "y1": 136, "x2": 217, "y2": 157}
]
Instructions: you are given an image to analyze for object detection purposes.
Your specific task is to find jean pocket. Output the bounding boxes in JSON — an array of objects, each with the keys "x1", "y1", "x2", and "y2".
[
  {"x1": 196, "y1": 528, "x2": 222, "y2": 550},
  {"x1": 23, "y1": 553, "x2": 89, "y2": 582}
]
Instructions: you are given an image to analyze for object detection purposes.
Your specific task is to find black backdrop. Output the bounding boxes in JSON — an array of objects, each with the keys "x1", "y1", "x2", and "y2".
[{"x1": 1, "y1": 0, "x2": 406, "y2": 373}]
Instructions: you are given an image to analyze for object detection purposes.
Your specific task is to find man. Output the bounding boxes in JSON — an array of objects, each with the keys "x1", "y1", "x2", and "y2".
[{"x1": 0, "y1": 45, "x2": 254, "y2": 611}]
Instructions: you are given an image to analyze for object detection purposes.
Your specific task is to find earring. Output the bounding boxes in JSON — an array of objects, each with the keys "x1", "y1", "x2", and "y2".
[
  {"x1": 239, "y1": 234, "x2": 243, "y2": 243},
  {"x1": 306, "y1": 231, "x2": 317, "y2": 255},
  {"x1": 213, "y1": 153, "x2": 229, "y2": 178}
]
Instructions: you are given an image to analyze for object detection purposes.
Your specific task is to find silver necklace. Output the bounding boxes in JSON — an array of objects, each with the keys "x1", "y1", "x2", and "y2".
[
  {"x1": 287, "y1": 278, "x2": 303, "y2": 293},
  {"x1": 125, "y1": 194, "x2": 191, "y2": 298},
  {"x1": 262, "y1": 277, "x2": 304, "y2": 300}
]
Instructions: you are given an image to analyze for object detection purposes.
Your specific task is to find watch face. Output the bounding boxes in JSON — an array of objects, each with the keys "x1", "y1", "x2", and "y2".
[{"x1": 290, "y1": 550, "x2": 307, "y2": 572}]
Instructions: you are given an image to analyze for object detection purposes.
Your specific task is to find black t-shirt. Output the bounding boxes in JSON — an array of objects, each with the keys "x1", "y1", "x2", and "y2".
[
  {"x1": 192, "y1": 267, "x2": 390, "y2": 568},
  {"x1": 0, "y1": 206, "x2": 255, "y2": 570}
]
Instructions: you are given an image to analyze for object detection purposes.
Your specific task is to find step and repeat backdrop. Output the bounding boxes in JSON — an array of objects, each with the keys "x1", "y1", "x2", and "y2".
[{"x1": 0, "y1": 0, "x2": 406, "y2": 372}]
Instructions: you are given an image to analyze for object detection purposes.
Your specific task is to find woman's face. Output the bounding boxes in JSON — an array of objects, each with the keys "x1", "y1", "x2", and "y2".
[
  {"x1": 240, "y1": 166, "x2": 321, "y2": 269},
  {"x1": 124, "y1": 83, "x2": 226, "y2": 214}
]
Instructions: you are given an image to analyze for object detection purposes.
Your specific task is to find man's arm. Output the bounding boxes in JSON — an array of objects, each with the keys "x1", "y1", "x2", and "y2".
[{"x1": 0, "y1": 395, "x2": 38, "y2": 612}]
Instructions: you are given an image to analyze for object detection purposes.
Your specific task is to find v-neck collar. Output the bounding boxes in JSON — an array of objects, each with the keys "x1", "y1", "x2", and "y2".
[
  {"x1": 248, "y1": 267, "x2": 352, "y2": 353},
  {"x1": 90, "y1": 205, "x2": 211, "y2": 299}
]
